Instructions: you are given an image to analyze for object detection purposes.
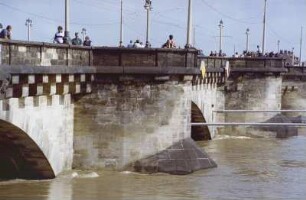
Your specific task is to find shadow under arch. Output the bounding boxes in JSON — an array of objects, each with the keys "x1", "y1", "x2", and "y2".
[
  {"x1": 191, "y1": 102, "x2": 212, "y2": 141},
  {"x1": 0, "y1": 119, "x2": 55, "y2": 180}
]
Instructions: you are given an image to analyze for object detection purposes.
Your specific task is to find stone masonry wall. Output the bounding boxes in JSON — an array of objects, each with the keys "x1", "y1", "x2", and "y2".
[
  {"x1": 191, "y1": 83, "x2": 221, "y2": 139},
  {"x1": 0, "y1": 94, "x2": 74, "y2": 176},
  {"x1": 282, "y1": 79, "x2": 306, "y2": 134},
  {"x1": 0, "y1": 42, "x2": 91, "y2": 66},
  {"x1": 73, "y1": 79, "x2": 192, "y2": 170},
  {"x1": 282, "y1": 80, "x2": 306, "y2": 117},
  {"x1": 219, "y1": 74, "x2": 282, "y2": 135}
]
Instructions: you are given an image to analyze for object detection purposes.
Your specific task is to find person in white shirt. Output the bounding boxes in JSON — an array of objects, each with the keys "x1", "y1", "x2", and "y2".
[
  {"x1": 54, "y1": 26, "x2": 64, "y2": 44},
  {"x1": 134, "y1": 40, "x2": 144, "y2": 48},
  {"x1": 127, "y1": 40, "x2": 134, "y2": 48}
]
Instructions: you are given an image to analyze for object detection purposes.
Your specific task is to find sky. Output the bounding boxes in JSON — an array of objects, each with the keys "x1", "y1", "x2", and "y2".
[{"x1": 0, "y1": 0, "x2": 306, "y2": 60}]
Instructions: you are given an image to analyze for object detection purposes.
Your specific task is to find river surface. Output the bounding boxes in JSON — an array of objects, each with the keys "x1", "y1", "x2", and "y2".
[{"x1": 1, "y1": 133, "x2": 306, "y2": 200}]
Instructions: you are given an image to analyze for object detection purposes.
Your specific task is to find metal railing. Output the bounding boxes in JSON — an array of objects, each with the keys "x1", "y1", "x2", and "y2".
[
  {"x1": 213, "y1": 110, "x2": 306, "y2": 113},
  {"x1": 192, "y1": 122, "x2": 306, "y2": 127},
  {"x1": 192, "y1": 109, "x2": 306, "y2": 127}
]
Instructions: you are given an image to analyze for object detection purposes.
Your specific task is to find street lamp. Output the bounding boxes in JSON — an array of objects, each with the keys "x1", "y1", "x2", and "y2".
[
  {"x1": 64, "y1": 0, "x2": 71, "y2": 44},
  {"x1": 185, "y1": 0, "x2": 193, "y2": 48},
  {"x1": 246, "y1": 28, "x2": 250, "y2": 52},
  {"x1": 144, "y1": 0, "x2": 152, "y2": 48},
  {"x1": 81, "y1": 28, "x2": 87, "y2": 41},
  {"x1": 25, "y1": 18, "x2": 33, "y2": 41},
  {"x1": 119, "y1": 0, "x2": 124, "y2": 47},
  {"x1": 262, "y1": 0, "x2": 267, "y2": 54},
  {"x1": 292, "y1": 47, "x2": 295, "y2": 66},
  {"x1": 218, "y1": 19, "x2": 224, "y2": 54},
  {"x1": 299, "y1": 26, "x2": 303, "y2": 66}
]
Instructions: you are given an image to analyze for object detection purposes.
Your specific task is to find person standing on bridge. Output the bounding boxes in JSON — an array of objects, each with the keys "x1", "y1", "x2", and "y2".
[
  {"x1": 162, "y1": 35, "x2": 176, "y2": 48},
  {"x1": 0, "y1": 25, "x2": 12, "y2": 40},
  {"x1": 71, "y1": 32, "x2": 82, "y2": 45},
  {"x1": 83, "y1": 36, "x2": 92, "y2": 47},
  {"x1": 53, "y1": 26, "x2": 64, "y2": 44}
]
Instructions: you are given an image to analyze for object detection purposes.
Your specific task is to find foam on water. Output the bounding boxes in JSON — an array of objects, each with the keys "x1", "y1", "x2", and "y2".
[{"x1": 214, "y1": 135, "x2": 253, "y2": 140}]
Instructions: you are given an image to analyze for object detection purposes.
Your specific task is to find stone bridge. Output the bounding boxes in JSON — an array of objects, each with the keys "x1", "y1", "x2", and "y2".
[
  {"x1": 1, "y1": 39, "x2": 305, "y2": 179},
  {"x1": 0, "y1": 39, "x2": 224, "y2": 179}
]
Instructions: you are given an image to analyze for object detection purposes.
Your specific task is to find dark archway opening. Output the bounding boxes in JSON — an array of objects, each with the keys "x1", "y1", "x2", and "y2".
[
  {"x1": 191, "y1": 102, "x2": 211, "y2": 141},
  {"x1": 0, "y1": 120, "x2": 55, "y2": 180}
]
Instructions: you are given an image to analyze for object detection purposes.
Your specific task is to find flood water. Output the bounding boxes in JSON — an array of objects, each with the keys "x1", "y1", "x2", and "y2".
[{"x1": 1, "y1": 134, "x2": 306, "y2": 200}]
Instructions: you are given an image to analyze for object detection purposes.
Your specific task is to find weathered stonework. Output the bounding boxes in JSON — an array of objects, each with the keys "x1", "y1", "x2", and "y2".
[
  {"x1": 73, "y1": 79, "x2": 193, "y2": 170},
  {"x1": 0, "y1": 40, "x2": 92, "y2": 67},
  {"x1": 218, "y1": 74, "x2": 282, "y2": 135},
  {"x1": 1, "y1": 40, "x2": 226, "y2": 178},
  {"x1": 0, "y1": 94, "x2": 74, "y2": 178}
]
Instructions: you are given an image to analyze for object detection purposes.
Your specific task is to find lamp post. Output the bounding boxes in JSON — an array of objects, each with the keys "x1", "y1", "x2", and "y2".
[
  {"x1": 218, "y1": 19, "x2": 224, "y2": 54},
  {"x1": 299, "y1": 26, "x2": 303, "y2": 66},
  {"x1": 144, "y1": 0, "x2": 152, "y2": 48},
  {"x1": 25, "y1": 18, "x2": 33, "y2": 41},
  {"x1": 81, "y1": 28, "x2": 87, "y2": 41},
  {"x1": 185, "y1": 0, "x2": 192, "y2": 48},
  {"x1": 262, "y1": 0, "x2": 267, "y2": 54},
  {"x1": 246, "y1": 28, "x2": 250, "y2": 52},
  {"x1": 277, "y1": 40, "x2": 280, "y2": 53},
  {"x1": 119, "y1": 0, "x2": 123, "y2": 47},
  {"x1": 64, "y1": 0, "x2": 71, "y2": 44},
  {"x1": 292, "y1": 47, "x2": 295, "y2": 66}
]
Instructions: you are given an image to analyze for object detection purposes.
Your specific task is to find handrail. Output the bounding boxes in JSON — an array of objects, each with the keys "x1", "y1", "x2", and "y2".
[
  {"x1": 192, "y1": 122, "x2": 306, "y2": 126},
  {"x1": 213, "y1": 110, "x2": 306, "y2": 113}
]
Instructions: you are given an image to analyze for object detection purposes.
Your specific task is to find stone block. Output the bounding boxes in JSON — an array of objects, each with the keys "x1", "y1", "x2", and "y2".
[{"x1": 12, "y1": 75, "x2": 20, "y2": 84}]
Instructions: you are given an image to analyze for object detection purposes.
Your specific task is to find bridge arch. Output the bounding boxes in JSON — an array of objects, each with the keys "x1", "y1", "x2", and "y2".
[
  {"x1": 191, "y1": 102, "x2": 211, "y2": 141},
  {"x1": 0, "y1": 119, "x2": 55, "y2": 180}
]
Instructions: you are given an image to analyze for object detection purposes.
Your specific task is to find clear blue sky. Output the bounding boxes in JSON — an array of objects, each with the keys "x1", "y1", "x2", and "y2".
[{"x1": 0, "y1": 0, "x2": 305, "y2": 59}]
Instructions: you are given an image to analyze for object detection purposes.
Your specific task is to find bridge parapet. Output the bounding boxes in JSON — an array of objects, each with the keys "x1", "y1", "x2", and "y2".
[
  {"x1": 0, "y1": 39, "x2": 92, "y2": 66},
  {"x1": 0, "y1": 39, "x2": 197, "y2": 68},
  {"x1": 198, "y1": 56, "x2": 287, "y2": 74}
]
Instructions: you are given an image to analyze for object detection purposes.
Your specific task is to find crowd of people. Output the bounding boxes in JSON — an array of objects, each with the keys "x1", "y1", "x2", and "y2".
[
  {"x1": 208, "y1": 44, "x2": 298, "y2": 64},
  {"x1": 53, "y1": 26, "x2": 92, "y2": 46},
  {"x1": 230, "y1": 47, "x2": 296, "y2": 60},
  {"x1": 209, "y1": 51, "x2": 227, "y2": 57},
  {"x1": 0, "y1": 25, "x2": 302, "y2": 65},
  {"x1": 126, "y1": 35, "x2": 177, "y2": 49},
  {"x1": 1, "y1": 23, "x2": 179, "y2": 50},
  {"x1": 0, "y1": 24, "x2": 92, "y2": 46}
]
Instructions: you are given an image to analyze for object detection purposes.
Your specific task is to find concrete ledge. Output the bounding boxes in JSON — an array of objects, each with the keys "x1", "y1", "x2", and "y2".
[
  {"x1": 1, "y1": 65, "x2": 225, "y2": 77},
  {"x1": 231, "y1": 67, "x2": 287, "y2": 73},
  {"x1": 0, "y1": 65, "x2": 96, "y2": 74},
  {"x1": 128, "y1": 138, "x2": 217, "y2": 175}
]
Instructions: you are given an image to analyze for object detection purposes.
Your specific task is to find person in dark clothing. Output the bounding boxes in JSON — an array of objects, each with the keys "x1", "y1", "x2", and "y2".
[
  {"x1": 0, "y1": 25, "x2": 12, "y2": 39},
  {"x1": 71, "y1": 32, "x2": 82, "y2": 45},
  {"x1": 83, "y1": 36, "x2": 92, "y2": 46}
]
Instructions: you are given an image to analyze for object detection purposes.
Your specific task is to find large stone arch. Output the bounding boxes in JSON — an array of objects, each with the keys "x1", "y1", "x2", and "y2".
[
  {"x1": 0, "y1": 119, "x2": 55, "y2": 180},
  {"x1": 191, "y1": 102, "x2": 211, "y2": 141}
]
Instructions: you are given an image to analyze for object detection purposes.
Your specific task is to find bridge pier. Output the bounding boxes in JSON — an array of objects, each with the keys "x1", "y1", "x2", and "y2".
[
  {"x1": 73, "y1": 76, "x2": 217, "y2": 174},
  {"x1": 218, "y1": 74, "x2": 283, "y2": 136}
]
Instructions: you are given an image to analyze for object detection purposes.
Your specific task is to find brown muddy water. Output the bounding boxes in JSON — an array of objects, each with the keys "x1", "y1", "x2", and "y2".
[{"x1": 0, "y1": 134, "x2": 306, "y2": 200}]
